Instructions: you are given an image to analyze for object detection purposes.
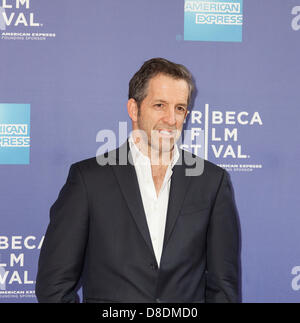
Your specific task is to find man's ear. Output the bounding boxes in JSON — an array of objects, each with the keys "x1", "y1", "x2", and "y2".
[{"x1": 127, "y1": 98, "x2": 139, "y2": 122}]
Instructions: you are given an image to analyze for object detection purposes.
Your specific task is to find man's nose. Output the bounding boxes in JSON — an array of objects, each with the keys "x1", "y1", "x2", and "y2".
[{"x1": 163, "y1": 107, "x2": 176, "y2": 126}]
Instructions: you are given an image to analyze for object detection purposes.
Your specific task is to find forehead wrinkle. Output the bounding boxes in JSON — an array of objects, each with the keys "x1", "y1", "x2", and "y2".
[{"x1": 145, "y1": 74, "x2": 189, "y2": 105}]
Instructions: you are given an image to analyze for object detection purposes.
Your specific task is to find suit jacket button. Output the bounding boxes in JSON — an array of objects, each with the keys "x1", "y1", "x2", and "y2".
[{"x1": 156, "y1": 298, "x2": 161, "y2": 303}]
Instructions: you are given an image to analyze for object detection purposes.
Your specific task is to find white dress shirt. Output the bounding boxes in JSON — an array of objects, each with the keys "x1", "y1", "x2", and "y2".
[{"x1": 128, "y1": 135, "x2": 179, "y2": 267}]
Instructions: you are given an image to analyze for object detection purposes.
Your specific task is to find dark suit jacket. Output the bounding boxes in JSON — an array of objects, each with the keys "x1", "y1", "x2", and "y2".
[{"x1": 35, "y1": 140, "x2": 240, "y2": 303}]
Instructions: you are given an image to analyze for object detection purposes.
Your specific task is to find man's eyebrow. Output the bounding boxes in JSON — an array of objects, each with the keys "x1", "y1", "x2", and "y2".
[
  {"x1": 153, "y1": 99, "x2": 168, "y2": 103},
  {"x1": 153, "y1": 99, "x2": 187, "y2": 107}
]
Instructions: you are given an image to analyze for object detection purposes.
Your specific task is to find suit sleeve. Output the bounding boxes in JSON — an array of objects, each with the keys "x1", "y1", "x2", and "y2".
[
  {"x1": 35, "y1": 163, "x2": 89, "y2": 303},
  {"x1": 205, "y1": 170, "x2": 241, "y2": 303}
]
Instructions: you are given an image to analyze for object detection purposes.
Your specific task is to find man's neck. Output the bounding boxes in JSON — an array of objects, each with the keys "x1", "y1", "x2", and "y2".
[
  {"x1": 131, "y1": 136, "x2": 175, "y2": 168},
  {"x1": 130, "y1": 134, "x2": 176, "y2": 197}
]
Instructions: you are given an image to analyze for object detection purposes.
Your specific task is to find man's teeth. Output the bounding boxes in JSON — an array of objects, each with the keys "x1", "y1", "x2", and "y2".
[{"x1": 159, "y1": 130, "x2": 173, "y2": 135}]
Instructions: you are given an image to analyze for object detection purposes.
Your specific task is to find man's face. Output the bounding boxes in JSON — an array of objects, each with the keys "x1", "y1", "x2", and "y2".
[{"x1": 129, "y1": 73, "x2": 189, "y2": 155}]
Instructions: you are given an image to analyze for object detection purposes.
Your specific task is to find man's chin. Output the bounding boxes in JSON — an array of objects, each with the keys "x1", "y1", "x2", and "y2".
[{"x1": 149, "y1": 142, "x2": 175, "y2": 154}]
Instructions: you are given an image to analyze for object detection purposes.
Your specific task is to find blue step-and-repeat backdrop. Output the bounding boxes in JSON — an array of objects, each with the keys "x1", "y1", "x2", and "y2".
[{"x1": 0, "y1": 0, "x2": 299, "y2": 303}]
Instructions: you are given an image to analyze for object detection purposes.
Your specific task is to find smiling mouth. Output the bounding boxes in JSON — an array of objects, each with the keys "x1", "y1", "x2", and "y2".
[{"x1": 157, "y1": 129, "x2": 177, "y2": 137}]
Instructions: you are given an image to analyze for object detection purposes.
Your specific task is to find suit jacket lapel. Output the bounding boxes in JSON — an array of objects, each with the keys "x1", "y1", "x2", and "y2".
[
  {"x1": 111, "y1": 141, "x2": 156, "y2": 260},
  {"x1": 162, "y1": 150, "x2": 192, "y2": 251},
  {"x1": 110, "y1": 141, "x2": 192, "y2": 264}
]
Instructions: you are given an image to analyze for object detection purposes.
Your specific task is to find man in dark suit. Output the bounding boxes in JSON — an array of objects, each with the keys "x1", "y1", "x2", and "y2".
[{"x1": 35, "y1": 58, "x2": 240, "y2": 303}]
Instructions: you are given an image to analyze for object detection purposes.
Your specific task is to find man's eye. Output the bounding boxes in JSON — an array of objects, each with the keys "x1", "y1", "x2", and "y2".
[
  {"x1": 177, "y1": 106, "x2": 186, "y2": 112},
  {"x1": 155, "y1": 104, "x2": 163, "y2": 108}
]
